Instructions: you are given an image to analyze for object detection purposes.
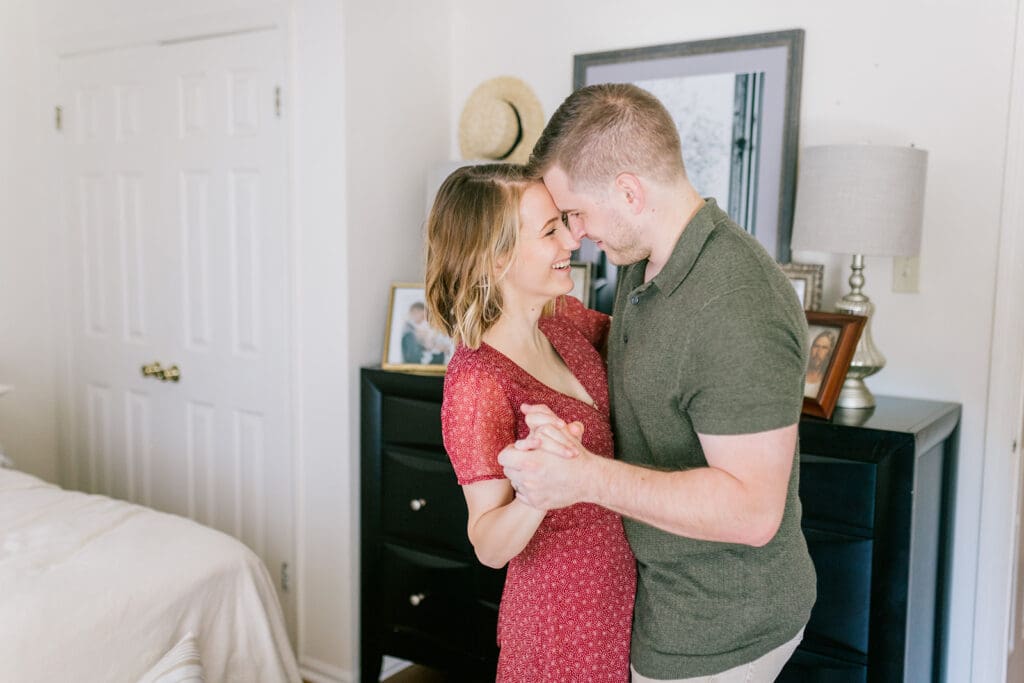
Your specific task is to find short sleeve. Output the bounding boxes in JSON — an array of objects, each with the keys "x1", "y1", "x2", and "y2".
[
  {"x1": 683, "y1": 288, "x2": 807, "y2": 435},
  {"x1": 553, "y1": 295, "x2": 610, "y2": 351},
  {"x1": 441, "y1": 360, "x2": 515, "y2": 485}
]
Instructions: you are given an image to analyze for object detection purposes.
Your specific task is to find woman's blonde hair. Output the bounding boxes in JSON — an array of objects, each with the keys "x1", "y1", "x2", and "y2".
[{"x1": 425, "y1": 163, "x2": 546, "y2": 349}]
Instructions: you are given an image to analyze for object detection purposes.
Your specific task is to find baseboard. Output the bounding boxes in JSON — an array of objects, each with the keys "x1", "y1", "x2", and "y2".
[{"x1": 299, "y1": 655, "x2": 351, "y2": 683}]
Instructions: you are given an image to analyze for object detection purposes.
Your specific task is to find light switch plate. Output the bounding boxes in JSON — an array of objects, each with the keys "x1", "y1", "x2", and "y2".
[{"x1": 893, "y1": 256, "x2": 920, "y2": 293}]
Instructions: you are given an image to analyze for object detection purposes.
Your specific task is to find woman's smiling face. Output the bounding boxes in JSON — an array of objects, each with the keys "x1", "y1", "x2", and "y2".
[{"x1": 501, "y1": 182, "x2": 581, "y2": 305}]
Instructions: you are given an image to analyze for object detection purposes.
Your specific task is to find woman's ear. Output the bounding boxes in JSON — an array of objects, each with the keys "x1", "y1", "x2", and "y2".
[{"x1": 614, "y1": 173, "x2": 644, "y2": 214}]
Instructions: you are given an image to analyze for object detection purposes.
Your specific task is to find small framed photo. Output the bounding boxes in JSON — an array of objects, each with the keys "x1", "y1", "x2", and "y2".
[
  {"x1": 382, "y1": 283, "x2": 453, "y2": 374},
  {"x1": 803, "y1": 311, "x2": 867, "y2": 420},
  {"x1": 781, "y1": 262, "x2": 824, "y2": 311},
  {"x1": 569, "y1": 262, "x2": 593, "y2": 308}
]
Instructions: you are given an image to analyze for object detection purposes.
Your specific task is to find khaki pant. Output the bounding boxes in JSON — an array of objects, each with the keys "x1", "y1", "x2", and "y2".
[{"x1": 630, "y1": 628, "x2": 804, "y2": 683}]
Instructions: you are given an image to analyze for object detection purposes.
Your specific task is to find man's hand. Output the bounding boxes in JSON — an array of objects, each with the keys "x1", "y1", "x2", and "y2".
[{"x1": 498, "y1": 404, "x2": 595, "y2": 510}]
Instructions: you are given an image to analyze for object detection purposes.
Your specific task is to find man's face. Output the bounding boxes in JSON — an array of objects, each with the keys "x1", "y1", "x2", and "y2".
[
  {"x1": 409, "y1": 307, "x2": 426, "y2": 325},
  {"x1": 542, "y1": 165, "x2": 646, "y2": 266}
]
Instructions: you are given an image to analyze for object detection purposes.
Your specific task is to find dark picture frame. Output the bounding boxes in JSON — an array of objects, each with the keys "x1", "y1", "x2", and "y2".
[
  {"x1": 381, "y1": 283, "x2": 453, "y2": 374},
  {"x1": 803, "y1": 311, "x2": 866, "y2": 419},
  {"x1": 781, "y1": 261, "x2": 824, "y2": 311},
  {"x1": 573, "y1": 30, "x2": 804, "y2": 312}
]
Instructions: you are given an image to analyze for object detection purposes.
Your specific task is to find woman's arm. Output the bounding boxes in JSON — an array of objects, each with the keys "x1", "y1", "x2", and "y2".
[{"x1": 462, "y1": 478, "x2": 545, "y2": 568}]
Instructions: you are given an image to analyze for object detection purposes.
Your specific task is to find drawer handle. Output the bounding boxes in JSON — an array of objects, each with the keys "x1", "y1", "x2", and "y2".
[
  {"x1": 409, "y1": 593, "x2": 426, "y2": 607},
  {"x1": 409, "y1": 498, "x2": 427, "y2": 511}
]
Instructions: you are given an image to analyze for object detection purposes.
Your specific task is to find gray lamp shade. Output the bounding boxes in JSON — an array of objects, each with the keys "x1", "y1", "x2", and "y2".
[{"x1": 790, "y1": 145, "x2": 928, "y2": 256}]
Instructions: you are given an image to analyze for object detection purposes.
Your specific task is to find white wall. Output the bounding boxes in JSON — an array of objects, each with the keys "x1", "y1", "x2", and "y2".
[
  {"x1": 0, "y1": 0, "x2": 59, "y2": 482},
  {"x1": 448, "y1": 1, "x2": 1018, "y2": 680},
  {"x1": 340, "y1": 1, "x2": 453, "y2": 679}
]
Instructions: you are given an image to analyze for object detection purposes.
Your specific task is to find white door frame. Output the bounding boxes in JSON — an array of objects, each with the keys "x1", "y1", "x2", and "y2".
[{"x1": 972, "y1": 1, "x2": 1024, "y2": 680}]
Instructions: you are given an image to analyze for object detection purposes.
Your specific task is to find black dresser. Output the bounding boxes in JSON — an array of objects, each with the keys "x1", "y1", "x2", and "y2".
[{"x1": 360, "y1": 367, "x2": 960, "y2": 682}]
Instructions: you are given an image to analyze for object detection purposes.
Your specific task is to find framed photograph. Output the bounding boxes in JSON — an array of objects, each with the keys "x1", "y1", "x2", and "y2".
[
  {"x1": 569, "y1": 262, "x2": 592, "y2": 308},
  {"x1": 382, "y1": 283, "x2": 453, "y2": 374},
  {"x1": 573, "y1": 30, "x2": 804, "y2": 309},
  {"x1": 803, "y1": 311, "x2": 867, "y2": 420},
  {"x1": 781, "y1": 261, "x2": 824, "y2": 311}
]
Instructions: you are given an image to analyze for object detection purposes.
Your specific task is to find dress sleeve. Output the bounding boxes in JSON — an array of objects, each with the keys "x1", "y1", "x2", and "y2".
[
  {"x1": 554, "y1": 295, "x2": 610, "y2": 351},
  {"x1": 441, "y1": 361, "x2": 515, "y2": 485}
]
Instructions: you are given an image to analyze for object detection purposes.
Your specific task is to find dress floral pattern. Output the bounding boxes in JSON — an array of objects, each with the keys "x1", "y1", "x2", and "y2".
[{"x1": 441, "y1": 296, "x2": 636, "y2": 682}]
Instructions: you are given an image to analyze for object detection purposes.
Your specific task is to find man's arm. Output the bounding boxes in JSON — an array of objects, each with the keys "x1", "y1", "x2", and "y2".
[{"x1": 499, "y1": 408, "x2": 795, "y2": 547}]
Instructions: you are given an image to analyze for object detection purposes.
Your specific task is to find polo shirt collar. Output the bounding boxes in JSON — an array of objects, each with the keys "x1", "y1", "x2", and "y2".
[{"x1": 647, "y1": 197, "x2": 720, "y2": 297}]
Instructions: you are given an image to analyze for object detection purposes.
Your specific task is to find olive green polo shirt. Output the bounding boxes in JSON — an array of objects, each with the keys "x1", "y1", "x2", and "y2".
[{"x1": 608, "y1": 199, "x2": 817, "y2": 678}]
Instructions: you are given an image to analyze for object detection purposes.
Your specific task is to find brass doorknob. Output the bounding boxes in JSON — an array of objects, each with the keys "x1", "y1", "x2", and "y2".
[
  {"x1": 141, "y1": 362, "x2": 163, "y2": 378},
  {"x1": 159, "y1": 365, "x2": 181, "y2": 382}
]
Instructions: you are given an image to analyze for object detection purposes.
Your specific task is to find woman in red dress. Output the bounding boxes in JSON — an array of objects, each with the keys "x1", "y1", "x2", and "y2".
[{"x1": 425, "y1": 164, "x2": 635, "y2": 682}]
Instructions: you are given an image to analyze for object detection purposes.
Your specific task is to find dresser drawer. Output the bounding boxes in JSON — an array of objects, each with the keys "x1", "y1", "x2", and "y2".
[
  {"x1": 381, "y1": 447, "x2": 472, "y2": 554},
  {"x1": 800, "y1": 454, "x2": 876, "y2": 536},
  {"x1": 803, "y1": 527, "x2": 873, "y2": 657},
  {"x1": 380, "y1": 543, "x2": 500, "y2": 653},
  {"x1": 779, "y1": 648, "x2": 866, "y2": 683},
  {"x1": 382, "y1": 396, "x2": 444, "y2": 448}
]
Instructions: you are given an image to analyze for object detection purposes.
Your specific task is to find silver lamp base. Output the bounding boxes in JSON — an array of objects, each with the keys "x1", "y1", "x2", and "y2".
[
  {"x1": 835, "y1": 254, "x2": 886, "y2": 410},
  {"x1": 837, "y1": 377, "x2": 876, "y2": 409}
]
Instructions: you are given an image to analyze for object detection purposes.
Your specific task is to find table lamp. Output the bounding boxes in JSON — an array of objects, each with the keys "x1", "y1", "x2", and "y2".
[{"x1": 791, "y1": 144, "x2": 928, "y2": 409}]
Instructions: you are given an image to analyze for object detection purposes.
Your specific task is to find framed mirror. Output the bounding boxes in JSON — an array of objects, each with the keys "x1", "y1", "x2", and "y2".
[{"x1": 574, "y1": 29, "x2": 805, "y2": 311}]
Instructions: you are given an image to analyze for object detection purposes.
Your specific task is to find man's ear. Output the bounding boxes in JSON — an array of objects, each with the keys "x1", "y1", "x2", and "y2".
[{"x1": 614, "y1": 173, "x2": 644, "y2": 214}]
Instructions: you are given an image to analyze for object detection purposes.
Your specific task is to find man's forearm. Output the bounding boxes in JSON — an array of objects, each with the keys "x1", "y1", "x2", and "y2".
[{"x1": 585, "y1": 457, "x2": 783, "y2": 546}]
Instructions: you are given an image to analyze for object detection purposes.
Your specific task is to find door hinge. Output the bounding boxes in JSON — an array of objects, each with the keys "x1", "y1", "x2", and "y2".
[
  {"x1": 280, "y1": 560, "x2": 290, "y2": 592},
  {"x1": 55, "y1": 105, "x2": 63, "y2": 131},
  {"x1": 274, "y1": 86, "x2": 281, "y2": 118}
]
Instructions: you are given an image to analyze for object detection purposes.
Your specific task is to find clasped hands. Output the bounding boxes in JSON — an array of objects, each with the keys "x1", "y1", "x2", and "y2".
[{"x1": 498, "y1": 403, "x2": 595, "y2": 511}]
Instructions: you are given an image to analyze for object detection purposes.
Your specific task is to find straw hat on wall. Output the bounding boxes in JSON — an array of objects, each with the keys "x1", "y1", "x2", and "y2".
[{"x1": 458, "y1": 76, "x2": 544, "y2": 165}]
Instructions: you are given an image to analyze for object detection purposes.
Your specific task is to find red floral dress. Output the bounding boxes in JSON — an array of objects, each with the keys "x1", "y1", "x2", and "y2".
[{"x1": 441, "y1": 296, "x2": 636, "y2": 683}]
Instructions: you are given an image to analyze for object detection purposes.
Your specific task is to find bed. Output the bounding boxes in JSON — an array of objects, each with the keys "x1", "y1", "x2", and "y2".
[{"x1": 0, "y1": 468, "x2": 302, "y2": 682}]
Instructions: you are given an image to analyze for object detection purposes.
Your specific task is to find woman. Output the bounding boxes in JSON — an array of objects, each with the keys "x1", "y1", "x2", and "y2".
[{"x1": 425, "y1": 164, "x2": 635, "y2": 682}]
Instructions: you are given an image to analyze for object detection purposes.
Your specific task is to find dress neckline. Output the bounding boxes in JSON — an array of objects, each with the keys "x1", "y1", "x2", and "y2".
[{"x1": 479, "y1": 324, "x2": 601, "y2": 413}]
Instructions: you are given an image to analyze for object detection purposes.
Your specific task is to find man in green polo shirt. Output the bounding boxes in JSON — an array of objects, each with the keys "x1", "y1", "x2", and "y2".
[{"x1": 499, "y1": 83, "x2": 816, "y2": 682}]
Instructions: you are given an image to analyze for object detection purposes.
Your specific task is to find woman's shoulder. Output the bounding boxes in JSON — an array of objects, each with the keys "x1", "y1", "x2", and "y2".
[{"x1": 445, "y1": 343, "x2": 504, "y2": 389}]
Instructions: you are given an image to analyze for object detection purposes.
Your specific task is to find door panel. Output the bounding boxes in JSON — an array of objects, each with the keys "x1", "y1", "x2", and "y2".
[{"x1": 60, "y1": 30, "x2": 294, "y2": 640}]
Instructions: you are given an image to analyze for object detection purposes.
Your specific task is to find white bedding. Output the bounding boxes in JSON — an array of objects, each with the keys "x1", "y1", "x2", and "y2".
[{"x1": 0, "y1": 469, "x2": 301, "y2": 682}]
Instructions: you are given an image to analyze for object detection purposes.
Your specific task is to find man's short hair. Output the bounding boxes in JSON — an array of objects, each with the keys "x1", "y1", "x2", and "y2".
[{"x1": 527, "y1": 83, "x2": 686, "y2": 189}]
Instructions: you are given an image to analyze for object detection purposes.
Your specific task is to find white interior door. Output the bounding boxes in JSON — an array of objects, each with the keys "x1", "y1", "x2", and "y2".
[{"x1": 60, "y1": 29, "x2": 294, "y2": 639}]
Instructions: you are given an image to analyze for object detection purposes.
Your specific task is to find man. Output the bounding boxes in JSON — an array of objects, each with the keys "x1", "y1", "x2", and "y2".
[{"x1": 499, "y1": 83, "x2": 816, "y2": 682}]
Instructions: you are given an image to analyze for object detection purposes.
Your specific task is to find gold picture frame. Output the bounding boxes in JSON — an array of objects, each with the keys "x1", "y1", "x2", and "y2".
[
  {"x1": 381, "y1": 283, "x2": 452, "y2": 374},
  {"x1": 569, "y1": 262, "x2": 593, "y2": 308}
]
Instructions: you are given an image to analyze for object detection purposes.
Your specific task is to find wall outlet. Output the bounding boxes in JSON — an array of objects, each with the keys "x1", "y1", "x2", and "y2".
[{"x1": 893, "y1": 256, "x2": 920, "y2": 293}]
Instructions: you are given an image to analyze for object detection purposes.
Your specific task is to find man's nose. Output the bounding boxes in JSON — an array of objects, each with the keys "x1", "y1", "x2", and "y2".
[{"x1": 561, "y1": 226, "x2": 581, "y2": 251}]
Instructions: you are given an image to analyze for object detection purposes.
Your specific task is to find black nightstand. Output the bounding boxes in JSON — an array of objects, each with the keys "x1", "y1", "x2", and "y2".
[{"x1": 360, "y1": 368, "x2": 959, "y2": 683}]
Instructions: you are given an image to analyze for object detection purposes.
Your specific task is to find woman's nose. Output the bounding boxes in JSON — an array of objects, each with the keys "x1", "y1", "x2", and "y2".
[{"x1": 561, "y1": 226, "x2": 581, "y2": 251}]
